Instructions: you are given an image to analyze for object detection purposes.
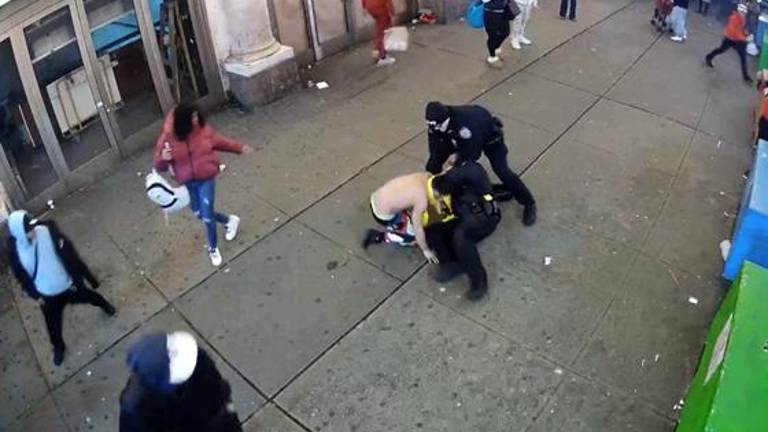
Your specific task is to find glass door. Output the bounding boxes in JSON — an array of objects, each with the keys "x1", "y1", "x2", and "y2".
[
  {"x1": 24, "y1": 5, "x2": 116, "y2": 171},
  {"x1": 80, "y1": 0, "x2": 165, "y2": 151},
  {"x1": 308, "y1": 0, "x2": 354, "y2": 59},
  {"x1": 0, "y1": 37, "x2": 60, "y2": 198}
]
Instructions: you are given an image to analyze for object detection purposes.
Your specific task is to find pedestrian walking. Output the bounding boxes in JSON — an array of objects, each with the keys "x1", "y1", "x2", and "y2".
[
  {"x1": 482, "y1": 0, "x2": 517, "y2": 68},
  {"x1": 670, "y1": 0, "x2": 690, "y2": 42},
  {"x1": 6, "y1": 210, "x2": 116, "y2": 366},
  {"x1": 511, "y1": 0, "x2": 537, "y2": 50},
  {"x1": 153, "y1": 102, "x2": 251, "y2": 267},
  {"x1": 559, "y1": 0, "x2": 577, "y2": 21},
  {"x1": 705, "y1": 3, "x2": 753, "y2": 83},
  {"x1": 119, "y1": 331, "x2": 242, "y2": 432},
  {"x1": 424, "y1": 102, "x2": 537, "y2": 226},
  {"x1": 363, "y1": 0, "x2": 396, "y2": 66}
]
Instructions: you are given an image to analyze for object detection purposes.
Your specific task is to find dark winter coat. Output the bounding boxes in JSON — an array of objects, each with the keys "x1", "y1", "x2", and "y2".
[
  {"x1": 6, "y1": 220, "x2": 98, "y2": 299},
  {"x1": 426, "y1": 105, "x2": 502, "y2": 174},
  {"x1": 119, "y1": 349, "x2": 242, "y2": 432}
]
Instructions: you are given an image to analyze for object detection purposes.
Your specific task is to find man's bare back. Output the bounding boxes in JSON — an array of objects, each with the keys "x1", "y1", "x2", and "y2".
[{"x1": 371, "y1": 172, "x2": 430, "y2": 217}]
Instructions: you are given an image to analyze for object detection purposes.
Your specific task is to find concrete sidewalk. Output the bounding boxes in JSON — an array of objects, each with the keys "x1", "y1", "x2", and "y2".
[{"x1": 1, "y1": 0, "x2": 755, "y2": 430}]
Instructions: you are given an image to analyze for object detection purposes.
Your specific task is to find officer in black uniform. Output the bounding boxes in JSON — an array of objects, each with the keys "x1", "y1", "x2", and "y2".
[
  {"x1": 424, "y1": 101, "x2": 537, "y2": 226},
  {"x1": 427, "y1": 160, "x2": 501, "y2": 300}
]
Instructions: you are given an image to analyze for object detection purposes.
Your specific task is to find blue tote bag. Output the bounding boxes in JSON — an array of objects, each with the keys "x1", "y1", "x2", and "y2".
[{"x1": 466, "y1": 0, "x2": 485, "y2": 29}]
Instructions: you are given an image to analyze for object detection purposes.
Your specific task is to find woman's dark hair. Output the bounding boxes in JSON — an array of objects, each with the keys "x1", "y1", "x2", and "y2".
[{"x1": 173, "y1": 102, "x2": 206, "y2": 141}]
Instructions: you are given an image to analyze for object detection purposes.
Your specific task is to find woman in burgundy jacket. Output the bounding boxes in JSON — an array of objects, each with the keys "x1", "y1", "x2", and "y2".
[{"x1": 153, "y1": 102, "x2": 251, "y2": 266}]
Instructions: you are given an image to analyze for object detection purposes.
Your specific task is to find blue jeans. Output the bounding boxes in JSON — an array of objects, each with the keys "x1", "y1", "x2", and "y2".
[
  {"x1": 670, "y1": 6, "x2": 688, "y2": 38},
  {"x1": 186, "y1": 179, "x2": 229, "y2": 250}
]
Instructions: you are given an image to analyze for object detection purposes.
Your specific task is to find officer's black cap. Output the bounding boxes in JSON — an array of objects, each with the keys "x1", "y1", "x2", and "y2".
[{"x1": 425, "y1": 102, "x2": 450, "y2": 123}]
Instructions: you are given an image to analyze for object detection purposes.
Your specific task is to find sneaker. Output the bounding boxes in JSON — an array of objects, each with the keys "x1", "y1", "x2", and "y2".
[
  {"x1": 670, "y1": 35, "x2": 685, "y2": 43},
  {"x1": 519, "y1": 35, "x2": 532, "y2": 45},
  {"x1": 467, "y1": 282, "x2": 488, "y2": 301},
  {"x1": 209, "y1": 248, "x2": 223, "y2": 267},
  {"x1": 523, "y1": 203, "x2": 537, "y2": 226},
  {"x1": 103, "y1": 303, "x2": 117, "y2": 317},
  {"x1": 225, "y1": 215, "x2": 240, "y2": 241},
  {"x1": 53, "y1": 347, "x2": 65, "y2": 366},
  {"x1": 511, "y1": 38, "x2": 522, "y2": 50},
  {"x1": 705, "y1": 57, "x2": 714, "y2": 68},
  {"x1": 376, "y1": 56, "x2": 396, "y2": 67},
  {"x1": 745, "y1": 76, "x2": 754, "y2": 84},
  {"x1": 486, "y1": 56, "x2": 503, "y2": 68}
]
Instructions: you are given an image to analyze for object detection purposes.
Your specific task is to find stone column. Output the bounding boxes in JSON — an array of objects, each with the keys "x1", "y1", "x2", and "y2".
[{"x1": 219, "y1": 0, "x2": 299, "y2": 107}]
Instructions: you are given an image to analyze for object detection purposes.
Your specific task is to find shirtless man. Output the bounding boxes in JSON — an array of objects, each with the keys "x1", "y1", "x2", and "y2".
[{"x1": 365, "y1": 172, "x2": 440, "y2": 263}]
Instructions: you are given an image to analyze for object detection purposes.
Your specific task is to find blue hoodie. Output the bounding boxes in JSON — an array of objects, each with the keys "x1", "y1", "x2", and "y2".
[{"x1": 8, "y1": 210, "x2": 72, "y2": 297}]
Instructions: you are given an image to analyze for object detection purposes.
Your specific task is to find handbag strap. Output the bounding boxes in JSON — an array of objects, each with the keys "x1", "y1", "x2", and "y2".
[{"x1": 30, "y1": 239, "x2": 40, "y2": 283}]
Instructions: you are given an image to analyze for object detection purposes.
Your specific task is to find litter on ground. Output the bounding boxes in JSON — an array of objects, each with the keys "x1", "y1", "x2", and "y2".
[{"x1": 316, "y1": 81, "x2": 329, "y2": 90}]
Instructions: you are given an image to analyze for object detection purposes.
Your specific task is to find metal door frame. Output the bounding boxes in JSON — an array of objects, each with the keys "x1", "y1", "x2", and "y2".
[{"x1": 304, "y1": 0, "x2": 356, "y2": 60}]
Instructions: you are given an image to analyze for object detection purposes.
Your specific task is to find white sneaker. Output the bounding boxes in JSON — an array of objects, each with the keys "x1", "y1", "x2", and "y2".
[
  {"x1": 511, "y1": 38, "x2": 522, "y2": 50},
  {"x1": 209, "y1": 248, "x2": 223, "y2": 267},
  {"x1": 670, "y1": 35, "x2": 685, "y2": 43},
  {"x1": 225, "y1": 215, "x2": 240, "y2": 241},
  {"x1": 376, "y1": 56, "x2": 396, "y2": 67},
  {"x1": 486, "y1": 56, "x2": 503, "y2": 68},
  {"x1": 519, "y1": 35, "x2": 532, "y2": 45}
]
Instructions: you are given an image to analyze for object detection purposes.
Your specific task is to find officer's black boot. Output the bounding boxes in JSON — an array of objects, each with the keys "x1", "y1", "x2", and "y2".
[
  {"x1": 362, "y1": 229, "x2": 385, "y2": 249},
  {"x1": 467, "y1": 280, "x2": 488, "y2": 301},
  {"x1": 432, "y1": 262, "x2": 465, "y2": 283},
  {"x1": 523, "y1": 203, "x2": 537, "y2": 226}
]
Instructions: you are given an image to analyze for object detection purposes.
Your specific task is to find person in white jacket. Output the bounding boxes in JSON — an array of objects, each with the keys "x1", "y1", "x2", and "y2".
[{"x1": 511, "y1": 0, "x2": 537, "y2": 50}]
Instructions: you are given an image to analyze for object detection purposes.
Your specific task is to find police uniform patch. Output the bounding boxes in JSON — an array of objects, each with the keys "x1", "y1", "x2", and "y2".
[{"x1": 459, "y1": 127, "x2": 472, "y2": 140}]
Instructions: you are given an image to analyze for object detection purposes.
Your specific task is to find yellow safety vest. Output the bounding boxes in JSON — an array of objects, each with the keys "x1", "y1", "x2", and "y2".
[{"x1": 422, "y1": 176, "x2": 455, "y2": 227}]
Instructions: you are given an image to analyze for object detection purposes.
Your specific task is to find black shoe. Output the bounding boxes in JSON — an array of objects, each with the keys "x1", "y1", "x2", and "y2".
[
  {"x1": 53, "y1": 347, "x2": 65, "y2": 366},
  {"x1": 744, "y1": 76, "x2": 754, "y2": 84},
  {"x1": 523, "y1": 203, "x2": 537, "y2": 226},
  {"x1": 467, "y1": 283, "x2": 488, "y2": 301},
  {"x1": 432, "y1": 262, "x2": 465, "y2": 283},
  {"x1": 492, "y1": 184, "x2": 514, "y2": 202},
  {"x1": 705, "y1": 58, "x2": 714, "y2": 68},
  {"x1": 103, "y1": 303, "x2": 116, "y2": 317},
  {"x1": 569, "y1": 17, "x2": 577, "y2": 22},
  {"x1": 362, "y1": 229, "x2": 385, "y2": 249}
]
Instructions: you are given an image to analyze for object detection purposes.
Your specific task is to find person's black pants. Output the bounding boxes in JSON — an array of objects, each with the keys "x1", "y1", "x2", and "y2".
[
  {"x1": 485, "y1": 135, "x2": 536, "y2": 206},
  {"x1": 41, "y1": 288, "x2": 112, "y2": 352},
  {"x1": 706, "y1": 38, "x2": 750, "y2": 80},
  {"x1": 560, "y1": 0, "x2": 577, "y2": 19},
  {"x1": 484, "y1": 10, "x2": 510, "y2": 57},
  {"x1": 426, "y1": 211, "x2": 499, "y2": 291}
]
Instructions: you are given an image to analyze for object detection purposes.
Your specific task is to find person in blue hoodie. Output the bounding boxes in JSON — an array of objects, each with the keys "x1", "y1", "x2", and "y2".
[
  {"x1": 119, "y1": 331, "x2": 242, "y2": 432},
  {"x1": 6, "y1": 210, "x2": 115, "y2": 366}
]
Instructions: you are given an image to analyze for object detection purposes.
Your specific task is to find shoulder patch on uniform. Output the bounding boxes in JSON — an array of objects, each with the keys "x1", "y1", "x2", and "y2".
[{"x1": 459, "y1": 127, "x2": 472, "y2": 139}]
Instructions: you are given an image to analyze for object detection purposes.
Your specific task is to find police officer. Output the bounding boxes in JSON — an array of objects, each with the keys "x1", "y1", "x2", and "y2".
[
  {"x1": 424, "y1": 101, "x2": 537, "y2": 226},
  {"x1": 427, "y1": 160, "x2": 501, "y2": 300}
]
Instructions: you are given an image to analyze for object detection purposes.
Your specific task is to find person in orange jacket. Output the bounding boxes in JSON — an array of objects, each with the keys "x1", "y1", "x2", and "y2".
[
  {"x1": 362, "y1": 0, "x2": 396, "y2": 66},
  {"x1": 705, "y1": 3, "x2": 753, "y2": 83}
]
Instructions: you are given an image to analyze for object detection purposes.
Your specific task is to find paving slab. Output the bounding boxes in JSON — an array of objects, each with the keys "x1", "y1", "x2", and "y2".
[
  {"x1": 676, "y1": 131, "x2": 752, "y2": 197},
  {"x1": 243, "y1": 404, "x2": 305, "y2": 432},
  {"x1": 567, "y1": 99, "x2": 693, "y2": 176},
  {"x1": 528, "y1": 1, "x2": 658, "y2": 95},
  {"x1": 527, "y1": 373, "x2": 673, "y2": 432},
  {"x1": 51, "y1": 307, "x2": 264, "y2": 432},
  {"x1": 643, "y1": 167, "x2": 740, "y2": 281},
  {"x1": 575, "y1": 254, "x2": 723, "y2": 414},
  {"x1": 298, "y1": 152, "x2": 424, "y2": 280},
  {"x1": 398, "y1": 115, "x2": 557, "y2": 174},
  {"x1": 608, "y1": 30, "x2": 722, "y2": 128},
  {"x1": 698, "y1": 68, "x2": 757, "y2": 147},
  {"x1": 6, "y1": 396, "x2": 67, "y2": 432},
  {"x1": 13, "y1": 226, "x2": 166, "y2": 387},
  {"x1": 109, "y1": 180, "x2": 286, "y2": 299},
  {"x1": 523, "y1": 136, "x2": 675, "y2": 246},
  {"x1": 417, "y1": 217, "x2": 635, "y2": 364},
  {"x1": 476, "y1": 72, "x2": 598, "y2": 135},
  {"x1": 0, "y1": 298, "x2": 49, "y2": 429},
  {"x1": 176, "y1": 221, "x2": 400, "y2": 396},
  {"x1": 278, "y1": 289, "x2": 563, "y2": 432}
]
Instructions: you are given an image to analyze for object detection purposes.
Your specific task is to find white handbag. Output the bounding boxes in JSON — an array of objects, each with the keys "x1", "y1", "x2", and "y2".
[
  {"x1": 145, "y1": 169, "x2": 190, "y2": 214},
  {"x1": 384, "y1": 26, "x2": 410, "y2": 52}
]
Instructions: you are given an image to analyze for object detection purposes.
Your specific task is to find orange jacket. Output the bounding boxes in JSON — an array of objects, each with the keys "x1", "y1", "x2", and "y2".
[{"x1": 724, "y1": 12, "x2": 747, "y2": 42}]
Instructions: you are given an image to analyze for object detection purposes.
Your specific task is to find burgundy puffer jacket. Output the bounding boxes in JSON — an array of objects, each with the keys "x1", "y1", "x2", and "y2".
[{"x1": 153, "y1": 110, "x2": 243, "y2": 184}]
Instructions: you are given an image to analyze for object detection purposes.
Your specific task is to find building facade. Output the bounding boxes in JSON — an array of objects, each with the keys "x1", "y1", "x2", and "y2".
[{"x1": 0, "y1": 0, "x2": 415, "y2": 211}]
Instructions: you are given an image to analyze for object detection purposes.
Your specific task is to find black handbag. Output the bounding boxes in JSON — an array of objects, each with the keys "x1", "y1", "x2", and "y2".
[{"x1": 507, "y1": 1, "x2": 521, "y2": 20}]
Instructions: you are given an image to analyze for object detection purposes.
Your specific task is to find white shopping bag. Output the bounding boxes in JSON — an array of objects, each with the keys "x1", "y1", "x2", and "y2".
[{"x1": 384, "y1": 26, "x2": 410, "y2": 52}]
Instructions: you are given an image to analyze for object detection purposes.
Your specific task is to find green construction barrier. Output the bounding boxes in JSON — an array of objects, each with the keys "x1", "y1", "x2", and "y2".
[
  {"x1": 676, "y1": 261, "x2": 768, "y2": 432},
  {"x1": 761, "y1": 33, "x2": 768, "y2": 71}
]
